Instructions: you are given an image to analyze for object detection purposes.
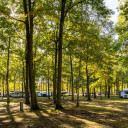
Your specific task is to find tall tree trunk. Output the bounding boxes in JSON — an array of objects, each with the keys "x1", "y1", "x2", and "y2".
[
  {"x1": 43, "y1": 77, "x2": 44, "y2": 91},
  {"x1": 108, "y1": 80, "x2": 110, "y2": 98},
  {"x1": 48, "y1": 69, "x2": 50, "y2": 99},
  {"x1": 82, "y1": 86, "x2": 84, "y2": 96},
  {"x1": 86, "y1": 62, "x2": 91, "y2": 101},
  {"x1": 122, "y1": 79, "x2": 124, "y2": 90},
  {"x1": 53, "y1": 41, "x2": 57, "y2": 103},
  {"x1": 25, "y1": 53, "x2": 30, "y2": 104},
  {"x1": 56, "y1": 0, "x2": 66, "y2": 110},
  {"x1": 22, "y1": 62, "x2": 25, "y2": 98},
  {"x1": 114, "y1": 83, "x2": 116, "y2": 95},
  {"x1": 23, "y1": 0, "x2": 39, "y2": 109},
  {"x1": 28, "y1": 0, "x2": 39, "y2": 110},
  {"x1": 67, "y1": 79, "x2": 68, "y2": 92},
  {"x1": 6, "y1": 37, "x2": 10, "y2": 104},
  {"x1": 14, "y1": 76, "x2": 16, "y2": 91},
  {"x1": 41, "y1": 79, "x2": 42, "y2": 92},
  {"x1": 23, "y1": 0, "x2": 30, "y2": 105},
  {"x1": 105, "y1": 79, "x2": 107, "y2": 96},
  {"x1": 2, "y1": 76, "x2": 5, "y2": 97},
  {"x1": 116, "y1": 77, "x2": 119, "y2": 95},
  {"x1": 70, "y1": 52, "x2": 74, "y2": 101},
  {"x1": 94, "y1": 88, "x2": 96, "y2": 98},
  {"x1": 76, "y1": 56, "x2": 81, "y2": 107}
]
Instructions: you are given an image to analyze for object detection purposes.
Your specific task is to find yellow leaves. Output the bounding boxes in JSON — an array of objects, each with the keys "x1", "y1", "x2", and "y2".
[
  {"x1": 41, "y1": 0, "x2": 45, "y2": 2},
  {"x1": 36, "y1": 5, "x2": 42, "y2": 10},
  {"x1": 68, "y1": 36, "x2": 72, "y2": 40},
  {"x1": 118, "y1": 15, "x2": 125, "y2": 23}
]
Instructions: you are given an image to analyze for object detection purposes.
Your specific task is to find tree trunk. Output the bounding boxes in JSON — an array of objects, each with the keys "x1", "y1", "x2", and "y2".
[
  {"x1": 86, "y1": 63, "x2": 91, "y2": 101},
  {"x1": 56, "y1": 0, "x2": 66, "y2": 110},
  {"x1": 22, "y1": 62, "x2": 25, "y2": 98},
  {"x1": 108, "y1": 81, "x2": 110, "y2": 98},
  {"x1": 14, "y1": 76, "x2": 16, "y2": 91},
  {"x1": 114, "y1": 83, "x2": 116, "y2": 95},
  {"x1": 70, "y1": 52, "x2": 74, "y2": 101},
  {"x1": 43, "y1": 77, "x2": 44, "y2": 91},
  {"x1": 82, "y1": 86, "x2": 84, "y2": 96},
  {"x1": 2, "y1": 76, "x2": 5, "y2": 97},
  {"x1": 94, "y1": 88, "x2": 96, "y2": 98},
  {"x1": 6, "y1": 37, "x2": 11, "y2": 104},
  {"x1": 53, "y1": 40, "x2": 57, "y2": 103},
  {"x1": 23, "y1": 0, "x2": 39, "y2": 109},
  {"x1": 76, "y1": 56, "x2": 81, "y2": 107},
  {"x1": 41, "y1": 79, "x2": 42, "y2": 92},
  {"x1": 48, "y1": 69, "x2": 50, "y2": 99},
  {"x1": 67, "y1": 79, "x2": 68, "y2": 92},
  {"x1": 105, "y1": 79, "x2": 107, "y2": 96},
  {"x1": 28, "y1": 0, "x2": 39, "y2": 110},
  {"x1": 122, "y1": 79, "x2": 124, "y2": 90},
  {"x1": 116, "y1": 77, "x2": 119, "y2": 95},
  {"x1": 23, "y1": 0, "x2": 30, "y2": 105},
  {"x1": 25, "y1": 51, "x2": 30, "y2": 104}
]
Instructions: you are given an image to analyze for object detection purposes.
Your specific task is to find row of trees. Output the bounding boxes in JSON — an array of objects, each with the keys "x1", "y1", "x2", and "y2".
[{"x1": 0, "y1": 0, "x2": 128, "y2": 110}]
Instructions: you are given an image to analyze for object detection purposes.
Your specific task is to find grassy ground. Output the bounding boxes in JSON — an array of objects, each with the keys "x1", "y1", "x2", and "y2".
[{"x1": 0, "y1": 96, "x2": 128, "y2": 128}]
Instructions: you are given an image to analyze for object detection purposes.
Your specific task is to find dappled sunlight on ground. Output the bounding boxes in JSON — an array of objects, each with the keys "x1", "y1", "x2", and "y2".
[{"x1": 0, "y1": 96, "x2": 128, "y2": 127}]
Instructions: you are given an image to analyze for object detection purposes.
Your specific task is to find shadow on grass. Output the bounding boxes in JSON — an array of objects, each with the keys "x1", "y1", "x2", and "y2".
[
  {"x1": 32, "y1": 108, "x2": 86, "y2": 128},
  {"x1": 0, "y1": 103, "x2": 22, "y2": 128},
  {"x1": 60, "y1": 105, "x2": 128, "y2": 128},
  {"x1": 1, "y1": 97, "x2": 128, "y2": 128}
]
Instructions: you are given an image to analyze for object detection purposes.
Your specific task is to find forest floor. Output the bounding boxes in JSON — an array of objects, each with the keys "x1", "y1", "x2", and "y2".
[{"x1": 0, "y1": 96, "x2": 128, "y2": 128}]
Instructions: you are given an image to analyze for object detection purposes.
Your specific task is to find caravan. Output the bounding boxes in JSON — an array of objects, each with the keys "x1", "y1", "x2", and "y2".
[
  {"x1": 10, "y1": 91, "x2": 25, "y2": 98},
  {"x1": 119, "y1": 89, "x2": 128, "y2": 98},
  {"x1": 37, "y1": 91, "x2": 52, "y2": 97}
]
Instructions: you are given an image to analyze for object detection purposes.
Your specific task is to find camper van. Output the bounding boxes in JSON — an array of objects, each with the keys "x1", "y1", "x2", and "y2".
[
  {"x1": 10, "y1": 91, "x2": 25, "y2": 98},
  {"x1": 119, "y1": 89, "x2": 128, "y2": 98},
  {"x1": 37, "y1": 91, "x2": 52, "y2": 97}
]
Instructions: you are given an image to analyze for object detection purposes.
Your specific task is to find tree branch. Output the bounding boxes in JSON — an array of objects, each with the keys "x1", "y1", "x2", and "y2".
[
  {"x1": 8, "y1": 15, "x2": 25, "y2": 23},
  {"x1": 64, "y1": 0, "x2": 85, "y2": 18},
  {"x1": 90, "y1": 61, "x2": 102, "y2": 76},
  {"x1": 62, "y1": 42, "x2": 71, "y2": 49}
]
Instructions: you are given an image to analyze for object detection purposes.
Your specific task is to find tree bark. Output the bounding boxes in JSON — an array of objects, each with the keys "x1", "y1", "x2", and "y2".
[
  {"x1": 48, "y1": 69, "x2": 50, "y2": 99},
  {"x1": 86, "y1": 62, "x2": 91, "y2": 101},
  {"x1": 82, "y1": 86, "x2": 84, "y2": 96},
  {"x1": 105, "y1": 79, "x2": 107, "y2": 97},
  {"x1": 108, "y1": 81, "x2": 110, "y2": 98},
  {"x1": 76, "y1": 56, "x2": 81, "y2": 107},
  {"x1": 23, "y1": 0, "x2": 39, "y2": 109},
  {"x1": 70, "y1": 52, "x2": 74, "y2": 101},
  {"x1": 94, "y1": 88, "x2": 96, "y2": 98},
  {"x1": 28, "y1": 0, "x2": 39, "y2": 110},
  {"x1": 53, "y1": 41, "x2": 57, "y2": 103},
  {"x1": 2, "y1": 76, "x2": 5, "y2": 97},
  {"x1": 6, "y1": 37, "x2": 11, "y2": 104},
  {"x1": 116, "y1": 77, "x2": 119, "y2": 95},
  {"x1": 22, "y1": 62, "x2": 25, "y2": 98},
  {"x1": 56, "y1": 0, "x2": 66, "y2": 110},
  {"x1": 14, "y1": 76, "x2": 16, "y2": 91},
  {"x1": 122, "y1": 79, "x2": 124, "y2": 90},
  {"x1": 43, "y1": 77, "x2": 44, "y2": 91},
  {"x1": 23, "y1": 0, "x2": 30, "y2": 105}
]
